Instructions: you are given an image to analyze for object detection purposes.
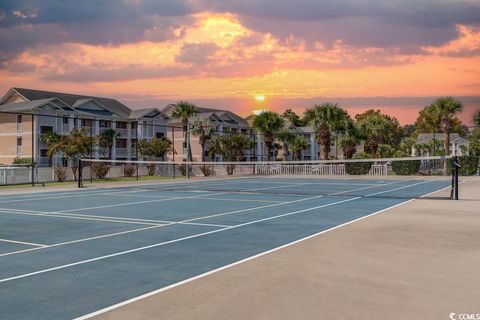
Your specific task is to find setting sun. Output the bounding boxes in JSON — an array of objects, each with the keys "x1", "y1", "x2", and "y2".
[{"x1": 255, "y1": 95, "x2": 266, "y2": 101}]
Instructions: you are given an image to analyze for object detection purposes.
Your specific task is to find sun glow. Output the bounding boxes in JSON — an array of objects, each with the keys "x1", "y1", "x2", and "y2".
[{"x1": 255, "y1": 95, "x2": 265, "y2": 101}]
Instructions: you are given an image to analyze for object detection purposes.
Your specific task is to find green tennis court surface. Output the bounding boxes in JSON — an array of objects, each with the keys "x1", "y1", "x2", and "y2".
[{"x1": 0, "y1": 175, "x2": 454, "y2": 319}]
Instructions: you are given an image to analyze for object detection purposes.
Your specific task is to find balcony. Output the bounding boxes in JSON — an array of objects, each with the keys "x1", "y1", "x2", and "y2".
[
  {"x1": 17, "y1": 123, "x2": 22, "y2": 132},
  {"x1": 16, "y1": 146, "x2": 22, "y2": 155}
]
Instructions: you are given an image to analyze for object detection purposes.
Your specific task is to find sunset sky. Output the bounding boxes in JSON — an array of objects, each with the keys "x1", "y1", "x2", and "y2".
[{"x1": 0, "y1": 0, "x2": 479, "y2": 124}]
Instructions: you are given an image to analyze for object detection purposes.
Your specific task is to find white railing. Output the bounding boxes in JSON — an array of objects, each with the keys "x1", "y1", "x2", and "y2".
[
  {"x1": 16, "y1": 146, "x2": 22, "y2": 155},
  {"x1": 17, "y1": 123, "x2": 22, "y2": 132}
]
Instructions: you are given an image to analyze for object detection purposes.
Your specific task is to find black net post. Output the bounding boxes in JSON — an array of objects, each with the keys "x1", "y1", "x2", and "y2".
[
  {"x1": 453, "y1": 156, "x2": 459, "y2": 200},
  {"x1": 78, "y1": 159, "x2": 83, "y2": 188},
  {"x1": 135, "y1": 121, "x2": 139, "y2": 181},
  {"x1": 172, "y1": 126, "x2": 176, "y2": 179},
  {"x1": 90, "y1": 119, "x2": 93, "y2": 183},
  {"x1": 31, "y1": 114, "x2": 35, "y2": 186}
]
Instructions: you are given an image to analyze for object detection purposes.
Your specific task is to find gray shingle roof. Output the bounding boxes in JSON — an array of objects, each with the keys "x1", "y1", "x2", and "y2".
[
  {"x1": 12, "y1": 87, "x2": 131, "y2": 117},
  {"x1": 0, "y1": 98, "x2": 74, "y2": 112}
]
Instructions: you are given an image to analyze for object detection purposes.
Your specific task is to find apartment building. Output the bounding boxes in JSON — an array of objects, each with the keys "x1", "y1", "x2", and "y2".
[
  {"x1": 162, "y1": 105, "x2": 256, "y2": 161},
  {"x1": 0, "y1": 88, "x2": 167, "y2": 166}
]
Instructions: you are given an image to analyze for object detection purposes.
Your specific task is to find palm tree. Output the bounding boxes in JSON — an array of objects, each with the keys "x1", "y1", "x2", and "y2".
[
  {"x1": 191, "y1": 118, "x2": 213, "y2": 161},
  {"x1": 474, "y1": 110, "x2": 480, "y2": 127},
  {"x1": 39, "y1": 131, "x2": 61, "y2": 166},
  {"x1": 99, "y1": 128, "x2": 120, "y2": 159},
  {"x1": 289, "y1": 136, "x2": 308, "y2": 161},
  {"x1": 399, "y1": 137, "x2": 416, "y2": 156},
  {"x1": 276, "y1": 130, "x2": 295, "y2": 161},
  {"x1": 427, "y1": 97, "x2": 464, "y2": 156},
  {"x1": 170, "y1": 101, "x2": 199, "y2": 161},
  {"x1": 304, "y1": 103, "x2": 349, "y2": 160},
  {"x1": 355, "y1": 110, "x2": 391, "y2": 157},
  {"x1": 338, "y1": 118, "x2": 359, "y2": 159},
  {"x1": 252, "y1": 111, "x2": 285, "y2": 161}
]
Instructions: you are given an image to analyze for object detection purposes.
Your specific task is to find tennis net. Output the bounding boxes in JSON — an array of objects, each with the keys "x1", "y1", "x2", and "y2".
[{"x1": 78, "y1": 156, "x2": 459, "y2": 200}]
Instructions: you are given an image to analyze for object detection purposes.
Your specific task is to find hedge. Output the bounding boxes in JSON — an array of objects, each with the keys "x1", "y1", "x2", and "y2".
[
  {"x1": 391, "y1": 159, "x2": 421, "y2": 175},
  {"x1": 447, "y1": 156, "x2": 479, "y2": 176},
  {"x1": 345, "y1": 152, "x2": 372, "y2": 175}
]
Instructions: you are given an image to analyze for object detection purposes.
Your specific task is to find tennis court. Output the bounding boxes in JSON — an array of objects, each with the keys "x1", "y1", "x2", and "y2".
[{"x1": 0, "y1": 160, "x2": 457, "y2": 319}]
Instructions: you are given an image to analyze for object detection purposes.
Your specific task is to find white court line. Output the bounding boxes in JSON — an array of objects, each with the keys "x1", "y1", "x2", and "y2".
[
  {"x1": 0, "y1": 209, "x2": 164, "y2": 227},
  {"x1": 0, "y1": 225, "x2": 163, "y2": 257},
  {"x1": 0, "y1": 180, "x2": 428, "y2": 285},
  {"x1": 0, "y1": 196, "x2": 360, "y2": 285},
  {"x1": 0, "y1": 179, "x2": 424, "y2": 259},
  {"x1": 0, "y1": 178, "x2": 254, "y2": 204},
  {"x1": 102, "y1": 193, "x2": 283, "y2": 203},
  {"x1": 56, "y1": 191, "x2": 231, "y2": 213},
  {"x1": 180, "y1": 180, "x2": 400, "y2": 224},
  {"x1": 0, "y1": 238, "x2": 47, "y2": 247},
  {"x1": 74, "y1": 198, "x2": 416, "y2": 320}
]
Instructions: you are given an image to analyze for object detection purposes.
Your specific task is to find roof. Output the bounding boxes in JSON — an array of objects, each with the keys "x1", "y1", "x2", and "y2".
[
  {"x1": 10, "y1": 88, "x2": 131, "y2": 117},
  {"x1": 129, "y1": 108, "x2": 165, "y2": 119},
  {"x1": 162, "y1": 105, "x2": 249, "y2": 126},
  {"x1": 0, "y1": 98, "x2": 74, "y2": 113},
  {"x1": 417, "y1": 133, "x2": 468, "y2": 144}
]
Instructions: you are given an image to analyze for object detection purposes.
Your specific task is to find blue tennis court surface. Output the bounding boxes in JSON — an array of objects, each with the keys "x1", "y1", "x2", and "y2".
[{"x1": 0, "y1": 177, "x2": 452, "y2": 319}]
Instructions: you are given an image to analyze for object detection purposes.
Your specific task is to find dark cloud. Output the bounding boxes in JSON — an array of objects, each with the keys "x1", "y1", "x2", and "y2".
[{"x1": 176, "y1": 43, "x2": 218, "y2": 65}]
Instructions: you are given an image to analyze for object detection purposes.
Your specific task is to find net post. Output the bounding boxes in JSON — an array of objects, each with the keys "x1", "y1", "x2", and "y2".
[
  {"x1": 31, "y1": 113, "x2": 35, "y2": 186},
  {"x1": 453, "y1": 156, "x2": 459, "y2": 200},
  {"x1": 78, "y1": 159, "x2": 83, "y2": 188}
]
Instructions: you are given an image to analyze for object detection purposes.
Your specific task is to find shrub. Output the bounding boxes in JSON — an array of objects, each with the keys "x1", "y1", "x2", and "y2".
[
  {"x1": 92, "y1": 162, "x2": 110, "y2": 179},
  {"x1": 345, "y1": 152, "x2": 372, "y2": 175},
  {"x1": 12, "y1": 157, "x2": 32, "y2": 165},
  {"x1": 391, "y1": 159, "x2": 421, "y2": 175},
  {"x1": 54, "y1": 166, "x2": 67, "y2": 182},
  {"x1": 123, "y1": 164, "x2": 135, "y2": 177},
  {"x1": 447, "y1": 156, "x2": 479, "y2": 176}
]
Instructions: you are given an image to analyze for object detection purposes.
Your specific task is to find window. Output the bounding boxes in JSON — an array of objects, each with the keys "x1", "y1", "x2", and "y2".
[
  {"x1": 131, "y1": 122, "x2": 137, "y2": 129},
  {"x1": 63, "y1": 117, "x2": 69, "y2": 124},
  {"x1": 116, "y1": 121, "x2": 127, "y2": 129},
  {"x1": 155, "y1": 132, "x2": 164, "y2": 138},
  {"x1": 116, "y1": 138, "x2": 127, "y2": 148},
  {"x1": 81, "y1": 119, "x2": 92, "y2": 127},
  {"x1": 99, "y1": 120, "x2": 111, "y2": 128},
  {"x1": 17, "y1": 115, "x2": 22, "y2": 123},
  {"x1": 40, "y1": 126, "x2": 53, "y2": 134},
  {"x1": 40, "y1": 149, "x2": 48, "y2": 157},
  {"x1": 17, "y1": 137, "x2": 22, "y2": 146}
]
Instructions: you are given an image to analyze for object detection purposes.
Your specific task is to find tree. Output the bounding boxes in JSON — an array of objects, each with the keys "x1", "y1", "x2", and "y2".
[
  {"x1": 377, "y1": 144, "x2": 394, "y2": 158},
  {"x1": 415, "y1": 97, "x2": 464, "y2": 155},
  {"x1": 304, "y1": 103, "x2": 349, "y2": 160},
  {"x1": 99, "y1": 128, "x2": 120, "y2": 159},
  {"x1": 169, "y1": 101, "x2": 199, "y2": 161},
  {"x1": 469, "y1": 128, "x2": 480, "y2": 156},
  {"x1": 137, "y1": 137, "x2": 173, "y2": 175},
  {"x1": 474, "y1": 110, "x2": 480, "y2": 127},
  {"x1": 252, "y1": 111, "x2": 285, "y2": 161},
  {"x1": 338, "y1": 118, "x2": 359, "y2": 159},
  {"x1": 209, "y1": 134, "x2": 253, "y2": 162},
  {"x1": 399, "y1": 137, "x2": 416, "y2": 156},
  {"x1": 281, "y1": 109, "x2": 304, "y2": 127},
  {"x1": 355, "y1": 109, "x2": 396, "y2": 157},
  {"x1": 47, "y1": 129, "x2": 96, "y2": 180},
  {"x1": 39, "y1": 131, "x2": 61, "y2": 166},
  {"x1": 191, "y1": 118, "x2": 213, "y2": 162},
  {"x1": 289, "y1": 136, "x2": 308, "y2": 161},
  {"x1": 137, "y1": 137, "x2": 173, "y2": 160},
  {"x1": 276, "y1": 130, "x2": 295, "y2": 161}
]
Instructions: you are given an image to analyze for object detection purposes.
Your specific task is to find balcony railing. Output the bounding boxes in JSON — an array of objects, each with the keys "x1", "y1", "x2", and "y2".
[{"x1": 17, "y1": 123, "x2": 22, "y2": 132}]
